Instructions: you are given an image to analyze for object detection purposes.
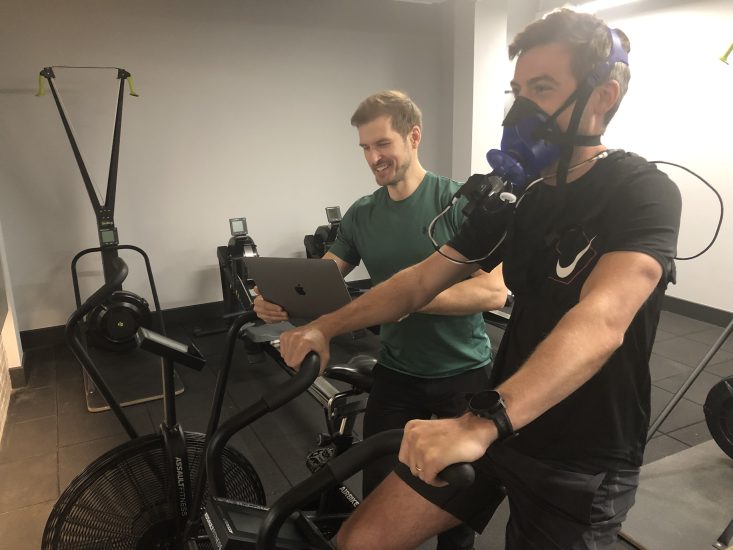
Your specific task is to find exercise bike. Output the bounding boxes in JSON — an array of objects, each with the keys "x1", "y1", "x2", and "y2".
[
  {"x1": 43, "y1": 258, "x2": 266, "y2": 549},
  {"x1": 39, "y1": 66, "x2": 154, "y2": 353},
  {"x1": 44, "y1": 257, "x2": 385, "y2": 549},
  {"x1": 194, "y1": 217, "x2": 261, "y2": 338},
  {"x1": 304, "y1": 207, "x2": 341, "y2": 259}
]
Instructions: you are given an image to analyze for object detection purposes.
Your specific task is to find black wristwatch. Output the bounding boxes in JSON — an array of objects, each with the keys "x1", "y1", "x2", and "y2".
[{"x1": 468, "y1": 390, "x2": 515, "y2": 441}]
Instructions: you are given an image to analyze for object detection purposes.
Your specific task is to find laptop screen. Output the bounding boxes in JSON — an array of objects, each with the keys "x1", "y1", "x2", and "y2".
[{"x1": 244, "y1": 257, "x2": 352, "y2": 320}]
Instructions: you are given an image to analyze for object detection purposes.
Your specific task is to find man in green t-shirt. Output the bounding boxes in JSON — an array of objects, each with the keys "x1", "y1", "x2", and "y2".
[{"x1": 254, "y1": 90, "x2": 506, "y2": 550}]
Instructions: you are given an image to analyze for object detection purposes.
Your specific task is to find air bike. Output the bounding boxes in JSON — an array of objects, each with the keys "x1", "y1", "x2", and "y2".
[
  {"x1": 43, "y1": 257, "x2": 475, "y2": 549},
  {"x1": 38, "y1": 65, "x2": 185, "y2": 411}
]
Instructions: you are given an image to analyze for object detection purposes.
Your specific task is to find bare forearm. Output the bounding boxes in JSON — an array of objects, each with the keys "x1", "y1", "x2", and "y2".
[
  {"x1": 316, "y1": 266, "x2": 434, "y2": 338},
  {"x1": 498, "y1": 299, "x2": 624, "y2": 430},
  {"x1": 419, "y1": 277, "x2": 507, "y2": 316}
]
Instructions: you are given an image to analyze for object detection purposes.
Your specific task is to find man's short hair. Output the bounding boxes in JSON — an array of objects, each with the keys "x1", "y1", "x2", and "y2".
[
  {"x1": 350, "y1": 90, "x2": 423, "y2": 137},
  {"x1": 509, "y1": 8, "x2": 631, "y2": 125}
]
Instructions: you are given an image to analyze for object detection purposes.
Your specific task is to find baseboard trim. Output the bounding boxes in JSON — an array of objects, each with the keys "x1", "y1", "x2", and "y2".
[
  {"x1": 19, "y1": 325, "x2": 65, "y2": 350},
  {"x1": 9, "y1": 365, "x2": 27, "y2": 389},
  {"x1": 663, "y1": 296, "x2": 732, "y2": 328}
]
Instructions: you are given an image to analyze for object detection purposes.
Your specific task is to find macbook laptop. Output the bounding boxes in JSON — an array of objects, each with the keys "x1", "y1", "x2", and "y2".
[{"x1": 243, "y1": 257, "x2": 354, "y2": 341}]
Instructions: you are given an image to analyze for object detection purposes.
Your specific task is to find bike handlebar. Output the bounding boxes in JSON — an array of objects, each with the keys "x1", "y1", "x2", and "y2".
[{"x1": 256, "y1": 428, "x2": 475, "y2": 550}]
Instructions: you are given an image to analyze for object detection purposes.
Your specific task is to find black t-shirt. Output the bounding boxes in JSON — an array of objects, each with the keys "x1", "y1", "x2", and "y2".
[{"x1": 449, "y1": 151, "x2": 682, "y2": 471}]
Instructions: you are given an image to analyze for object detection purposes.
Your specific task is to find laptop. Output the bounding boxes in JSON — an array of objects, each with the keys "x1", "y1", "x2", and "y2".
[{"x1": 243, "y1": 257, "x2": 353, "y2": 341}]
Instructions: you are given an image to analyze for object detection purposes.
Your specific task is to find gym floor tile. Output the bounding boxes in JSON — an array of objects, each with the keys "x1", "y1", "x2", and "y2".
[
  {"x1": 666, "y1": 421, "x2": 713, "y2": 448},
  {"x1": 226, "y1": 373, "x2": 292, "y2": 410},
  {"x1": 229, "y1": 428, "x2": 293, "y2": 502},
  {"x1": 0, "y1": 452, "x2": 58, "y2": 514},
  {"x1": 0, "y1": 415, "x2": 57, "y2": 464},
  {"x1": 653, "y1": 370, "x2": 724, "y2": 406},
  {"x1": 684, "y1": 326, "x2": 733, "y2": 353},
  {"x1": 23, "y1": 346, "x2": 57, "y2": 389},
  {"x1": 649, "y1": 353, "x2": 693, "y2": 382},
  {"x1": 652, "y1": 329, "x2": 677, "y2": 343},
  {"x1": 705, "y1": 358, "x2": 733, "y2": 378},
  {"x1": 657, "y1": 397, "x2": 705, "y2": 434},
  {"x1": 190, "y1": 333, "x2": 229, "y2": 357},
  {"x1": 57, "y1": 433, "x2": 128, "y2": 492},
  {"x1": 53, "y1": 344, "x2": 84, "y2": 380},
  {"x1": 224, "y1": 350, "x2": 292, "y2": 383},
  {"x1": 249, "y1": 394, "x2": 330, "y2": 439},
  {"x1": 256, "y1": 430, "x2": 320, "y2": 487},
  {"x1": 651, "y1": 336, "x2": 733, "y2": 369},
  {"x1": 657, "y1": 311, "x2": 718, "y2": 336},
  {"x1": 643, "y1": 434, "x2": 689, "y2": 464},
  {"x1": 6, "y1": 386, "x2": 57, "y2": 424},
  {"x1": 55, "y1": 371, "x2": 86, "y2": 415},
  {"x1": 58, "y1": 403, "x2": 154, "y2": 447},
  {"x1": 0, "y1": 500, "x2": 55, "y2": 550},
  {"x1": 649, "y1": 385, "x2": 706, "y2": 433},
  {"x1": 154, "y1": 394, "x2": 241, "y2": 434}
]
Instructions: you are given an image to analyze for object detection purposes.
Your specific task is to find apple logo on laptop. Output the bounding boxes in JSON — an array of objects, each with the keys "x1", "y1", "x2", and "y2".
[{"x1": 295, "y1": 284, "x2": 306, "y2": 296}]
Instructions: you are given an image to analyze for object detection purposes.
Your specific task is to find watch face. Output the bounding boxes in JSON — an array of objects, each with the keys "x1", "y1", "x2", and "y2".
[{"x1": 470, "y1": 390, "x2": 502, "y2": 412}]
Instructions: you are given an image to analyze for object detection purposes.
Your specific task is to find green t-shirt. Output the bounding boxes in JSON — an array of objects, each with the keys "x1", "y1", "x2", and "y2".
[{"x1": 328, "y1": 171, "x2": 491, "y2": 378}]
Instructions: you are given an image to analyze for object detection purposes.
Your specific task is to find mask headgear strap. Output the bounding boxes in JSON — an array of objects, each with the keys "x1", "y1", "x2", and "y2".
[{"x1": 554, "y1": 28, "x2": 629, "y2": 185}]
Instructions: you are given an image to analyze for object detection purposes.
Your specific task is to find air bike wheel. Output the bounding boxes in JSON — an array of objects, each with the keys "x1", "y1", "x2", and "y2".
[
  {"x1": 42, "y1": 432, "x2": 265, "y2": 549},
  {"x1": 704, "y1": 376, "x2": 733, "y2": 460},
  {"x1": 87, "y1": 290, "x2": 152, "y2": 352}
]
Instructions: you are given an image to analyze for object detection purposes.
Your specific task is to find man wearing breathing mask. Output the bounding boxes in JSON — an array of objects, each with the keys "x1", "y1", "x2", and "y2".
[{"x1": 281, "y1": 8, "x2": 682, "y2": 550}]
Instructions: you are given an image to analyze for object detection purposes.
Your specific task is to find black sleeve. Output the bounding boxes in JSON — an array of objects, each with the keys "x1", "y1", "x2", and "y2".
[
  {"x1": 605, "y1": 167, "x2": 682, "y2": 286},
  {"x1": 447, "y1": 206, "x2": 509, "y2": 273}
]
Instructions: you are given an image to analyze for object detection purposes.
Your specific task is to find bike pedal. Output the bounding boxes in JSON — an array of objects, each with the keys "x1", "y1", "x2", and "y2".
[{"x1": 305, "y1": 445, "x2": 336, "y2": 473}]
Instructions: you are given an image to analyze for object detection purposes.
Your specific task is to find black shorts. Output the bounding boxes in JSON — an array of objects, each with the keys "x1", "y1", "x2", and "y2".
[{"x1": 395, "y1": 444, "x2": 639, "y2": 550}]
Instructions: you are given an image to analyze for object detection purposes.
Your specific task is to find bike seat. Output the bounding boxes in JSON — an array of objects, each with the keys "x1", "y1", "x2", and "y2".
[{"x1": 323, "y1": 355, "x2": 376, "y2": 393}]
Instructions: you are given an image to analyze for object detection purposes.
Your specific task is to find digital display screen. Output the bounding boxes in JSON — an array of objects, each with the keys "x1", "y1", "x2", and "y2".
[
  {"x1": 326, "y1": 206, "x2": 341, "y2": 223},
  {"x1": 229, "y1": 217, "x2": 247, "y2": 236},
  {"x1": 100, "y1": 229, "x2": 116, "y2": 244}
]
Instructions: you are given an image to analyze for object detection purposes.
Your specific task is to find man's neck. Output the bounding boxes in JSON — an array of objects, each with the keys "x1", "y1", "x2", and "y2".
[
  {"x1": 541, "y1": 145, "x2": 607, "y2": 186},
  {"x1": 386, "y1": 163, "x2": 427, "y2": 201}
]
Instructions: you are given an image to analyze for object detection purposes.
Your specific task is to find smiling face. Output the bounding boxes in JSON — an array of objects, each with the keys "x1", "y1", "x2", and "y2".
[{"x1": 357, "y1": 115, "x2": 419, "y2": 188}]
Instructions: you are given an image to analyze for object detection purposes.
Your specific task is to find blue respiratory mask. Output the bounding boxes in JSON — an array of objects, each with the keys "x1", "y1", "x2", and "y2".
[
  {"x1": 485, "y1": 27, "x2": 629, "y2": 192},
  {"x1": 486, "y1": 97, "x2": 562, "y2": 193}
]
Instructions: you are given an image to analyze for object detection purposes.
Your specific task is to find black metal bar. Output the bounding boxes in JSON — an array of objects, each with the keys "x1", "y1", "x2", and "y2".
[
  {"x1": 648, "y1": 319, "x2": 733, "y2": 440},
  {"x1": 100, "y1": 246, "x2": 121, "y2": 287},
  {"x1": 65, "y1": 257, "x2": 137, "y2": 438},
  {"x1": 105, "y1": 69, "x2": 129, "y2": 215},
  {"x1": 161, "y1": 357, "x2": 177, "y2": 428},
  {"x1": 714, "y1": 516, "x2": 733, "y2": 549},
  {"x1": 183, "y1": 311, "x2": 259, "y2": 541},
  {"x1": 40, "y1": 67, "x2": 102, "y2": 213},
  {"x1": 161, "y1": 423, "x2": 192, "y2": 545},
  {"x1": 120, "y1": 244, "x2": 166, "y2": 334}
]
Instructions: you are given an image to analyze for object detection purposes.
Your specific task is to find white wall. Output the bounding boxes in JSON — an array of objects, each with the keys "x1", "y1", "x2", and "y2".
[
  {"x1": 0, "y1": 218, "x2": 23, "y2": 444},
  {"x1": 602, "y1": 0, "x2": 733, "y2": 312},
  {"x1": 0, "y1": 0, "x2": 454, "y2": 330}
]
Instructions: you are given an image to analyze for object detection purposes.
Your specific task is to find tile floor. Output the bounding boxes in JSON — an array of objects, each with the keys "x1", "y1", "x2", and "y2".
[{"x1": 0, "y1": 310, "x2": 731, "y2": 549}]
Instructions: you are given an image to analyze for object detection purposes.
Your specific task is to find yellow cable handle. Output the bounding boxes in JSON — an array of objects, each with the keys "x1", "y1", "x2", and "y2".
[
  {"x1": 721, "y1": 42, "x2": 733, "y2": 65},
  {"x1": 127, "y1": 74, "x2": 140, "y2": 97},
  {"x1": 36, "y1": 73, "x2": 45, "y2": 96}
]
